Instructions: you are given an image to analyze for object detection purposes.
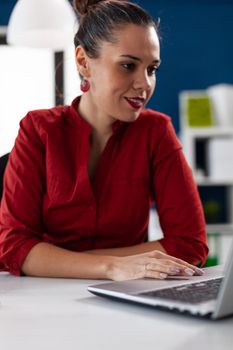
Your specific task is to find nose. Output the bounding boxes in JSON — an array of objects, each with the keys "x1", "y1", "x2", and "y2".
[{"x1": 133, "y1": 70, "x2": 154, "y2": 91}]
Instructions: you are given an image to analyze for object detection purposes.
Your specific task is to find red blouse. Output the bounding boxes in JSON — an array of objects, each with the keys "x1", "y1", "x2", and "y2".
[{"x1": 0, "y1": 96, "x2": 208, "y2": 275}]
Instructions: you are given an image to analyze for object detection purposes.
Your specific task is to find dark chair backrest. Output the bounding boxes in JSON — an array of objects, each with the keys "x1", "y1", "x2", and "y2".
[{"x1": 0, "y1": 153, "x2": 9, "y2": 200}]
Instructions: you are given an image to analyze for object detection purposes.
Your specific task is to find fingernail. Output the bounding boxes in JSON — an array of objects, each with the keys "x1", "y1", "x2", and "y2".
[
  {"x1": 160, "y1": 273, "x2": 167, "y2": 279},
  {"x1": 169, "y1": 267, "x2": 181, "y2": 274},
  {"x1": 184, "y1": 268, "x2": 195, "y2": 276},
  {"x1": 195, "y1": 268, "x2": 204, "y2": 275}
]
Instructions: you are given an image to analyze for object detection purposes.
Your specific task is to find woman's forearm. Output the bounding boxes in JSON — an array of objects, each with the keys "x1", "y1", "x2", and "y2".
[
  {"x1": 21, "y1": 241, "x2": 165, "y2": 279},
  {"x1": 21, "y1": 241, "x2": 203, "y2": 281},
  {"x1": 85, "y1": 240, "x2": 166, "y2": 257},
  {"x1": 21, "y1": 242, "x2": 113, "y2": 279}
]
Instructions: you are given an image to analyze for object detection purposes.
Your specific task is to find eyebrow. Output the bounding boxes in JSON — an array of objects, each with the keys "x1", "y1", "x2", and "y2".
[{"x1": 120, "y1": 54, "x2": 161, "y2": 65}]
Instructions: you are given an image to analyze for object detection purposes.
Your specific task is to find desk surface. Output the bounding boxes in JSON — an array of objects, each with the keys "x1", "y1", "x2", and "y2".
[{"x1": 0, "y1": 272, "x2": 233, "y2": 350}]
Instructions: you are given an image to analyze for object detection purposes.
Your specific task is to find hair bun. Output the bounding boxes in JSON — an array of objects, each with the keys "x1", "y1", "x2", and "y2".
[{"x1": 73, "y1": 0, "x2": 103, "y2": 16}]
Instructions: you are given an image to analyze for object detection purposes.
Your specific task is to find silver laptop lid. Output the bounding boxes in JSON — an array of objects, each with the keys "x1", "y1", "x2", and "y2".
[{"x1": 212, "y1": 238, "x2": 233, "y2": 319}]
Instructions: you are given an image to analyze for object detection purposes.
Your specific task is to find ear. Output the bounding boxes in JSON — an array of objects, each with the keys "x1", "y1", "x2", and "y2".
[{"x1": 75, "y1": 46, "x2": 91, "y2": 78}]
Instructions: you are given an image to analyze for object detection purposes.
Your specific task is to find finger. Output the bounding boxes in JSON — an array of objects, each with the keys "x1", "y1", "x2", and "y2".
[
  {"x1": 149, "y1": 251, "x2": 204, "y2": 276},
  {"x1": 162, "y1": 256, "x2": 204, "y2": 276},
  {"x1": 145, "y1": 268, "x2": 168, "y2": 280},
  {"x1": 146, "y1": 261, "x2": 181, "y2": 276},
  {"x1": 148, "y1": 258, "x2": 202, "y2": 277}
]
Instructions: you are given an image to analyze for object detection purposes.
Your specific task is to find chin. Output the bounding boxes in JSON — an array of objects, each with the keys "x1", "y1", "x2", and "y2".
[
  {"x1": 113, "y1": 106, "x2": 141, "y2": 123},
  {"x1": 127, "y1": 110, "x2": 141, "y2": 122}
]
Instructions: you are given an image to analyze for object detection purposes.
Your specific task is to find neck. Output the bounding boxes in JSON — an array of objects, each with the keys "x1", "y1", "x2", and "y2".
[{"x1": 78, "y1": 93, "x2": 114, "y2": 137}]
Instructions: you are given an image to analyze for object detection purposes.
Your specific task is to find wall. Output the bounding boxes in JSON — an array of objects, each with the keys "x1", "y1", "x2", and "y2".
[
  {"x1": 0, "y1": 0, "x2": 15, "y2": 25},
  {"x1": 135, "y1": 0, "x2": 233, "y2": 131}
]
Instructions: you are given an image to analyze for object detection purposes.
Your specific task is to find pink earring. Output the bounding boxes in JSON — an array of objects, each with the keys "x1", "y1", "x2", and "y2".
[{"x1": 80, "y1": 79, "x2": 90, "y2": 93}]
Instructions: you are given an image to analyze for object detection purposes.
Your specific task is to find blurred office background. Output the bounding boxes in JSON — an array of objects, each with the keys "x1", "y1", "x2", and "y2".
[{"x1": 0, "y1": 0, "x2": 233, "y2": 265}]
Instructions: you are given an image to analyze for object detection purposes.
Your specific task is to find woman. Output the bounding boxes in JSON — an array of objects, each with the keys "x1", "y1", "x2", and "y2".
[{"x1": 0, "y1": 0, "x2": 208, "y2": 280}]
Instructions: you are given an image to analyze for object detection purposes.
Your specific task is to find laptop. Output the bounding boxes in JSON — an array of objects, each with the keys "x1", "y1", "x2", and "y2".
[{"x1": 88, "y1": 239, "x2": 233, "y2": 320}]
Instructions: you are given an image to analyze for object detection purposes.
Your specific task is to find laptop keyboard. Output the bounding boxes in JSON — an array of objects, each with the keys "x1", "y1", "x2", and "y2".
[{"x1": 139, "y1": 277, "x2": 223, "y2": 304}]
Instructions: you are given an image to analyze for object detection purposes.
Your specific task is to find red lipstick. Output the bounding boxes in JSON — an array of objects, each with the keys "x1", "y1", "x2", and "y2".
[{"x1": 125, "y1": 97, "x2": 145, "y2": 110}]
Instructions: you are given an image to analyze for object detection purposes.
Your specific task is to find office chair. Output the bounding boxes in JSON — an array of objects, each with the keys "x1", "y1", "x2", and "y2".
[{"x1": 0, "y1": 153, "x2": 9, "y2": 200}]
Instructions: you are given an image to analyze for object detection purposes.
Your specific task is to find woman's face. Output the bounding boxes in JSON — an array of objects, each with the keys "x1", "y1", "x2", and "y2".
[{"x1": 85, "y1": 24, "x2": 160, "y2": 123}]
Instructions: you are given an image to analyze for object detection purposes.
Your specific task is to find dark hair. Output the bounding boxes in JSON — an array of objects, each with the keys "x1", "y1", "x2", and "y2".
[{"x1": 73, "y1": 0, "x2": 159, "y2": 58}]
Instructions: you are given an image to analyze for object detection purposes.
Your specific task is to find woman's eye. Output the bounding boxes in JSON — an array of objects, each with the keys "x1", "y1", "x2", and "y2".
[
  {"x1": 121, "y1": 63, "x2": 135, "y2": 71},
  {"x1": 147, "y1": 66, "x2": 159, "y2": 76}
]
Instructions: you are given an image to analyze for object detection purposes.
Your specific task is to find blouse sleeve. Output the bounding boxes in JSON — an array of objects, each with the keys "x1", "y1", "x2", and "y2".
[
  {"x1": 0, "y1": 113, "x2": 46, "y2": 275},
  {"x1": 151, "y1": 117, "x2": 208, "y2": 266}
]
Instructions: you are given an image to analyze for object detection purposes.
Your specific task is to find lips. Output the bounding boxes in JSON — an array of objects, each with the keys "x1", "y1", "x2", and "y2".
[{"x1": 124, "y1": 97, "x2": 145, "y2": 110}]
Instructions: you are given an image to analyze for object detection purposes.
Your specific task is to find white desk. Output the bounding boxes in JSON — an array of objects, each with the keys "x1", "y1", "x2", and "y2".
[{"x1": 0, "y1": 272, "x2": 233, "y2": 350}]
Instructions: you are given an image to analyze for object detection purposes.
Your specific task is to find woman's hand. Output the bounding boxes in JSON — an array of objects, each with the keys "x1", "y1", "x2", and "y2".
[{"x1": 106, "y1": 250, "x2": 204, "y2": 281}]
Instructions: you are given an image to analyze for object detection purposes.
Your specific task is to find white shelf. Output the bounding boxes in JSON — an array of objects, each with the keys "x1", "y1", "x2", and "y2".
[
  {"x1": 179, "y1": 88, "x2": 233, "y2": 266},
  {"x1": 206, "y1": 224, "x2": 233, "y2": 235},
  {"x1": 195, "y1": 177, "x2": 233, "y2": 186},
  {"x1": 184, "y1": 127, "x2": 233, "y2": 138},
  {"x1": 179, "y1": 90, "x2": 233, "y2": 243}
]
